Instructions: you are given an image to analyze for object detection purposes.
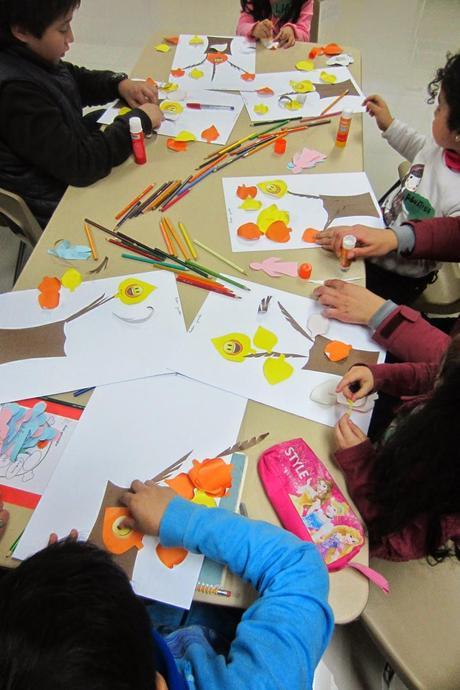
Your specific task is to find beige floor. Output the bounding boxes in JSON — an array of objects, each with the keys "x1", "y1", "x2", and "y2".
[{"x1": 1, "y1": 1, "x2": 459, "y2": 686}]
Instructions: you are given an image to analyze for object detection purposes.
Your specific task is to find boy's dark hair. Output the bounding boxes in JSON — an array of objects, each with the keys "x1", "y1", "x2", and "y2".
[
  {"x1": 240, "y1": 0, "x2": 306, "y2": 26},
  {"x1": 368, "y1": 335, "x2": 460, "y2": 564},
  {"x1": 427, "y1": 51, "x2": 460, "y2": 133},
  {"x1": 0, "y1": 540, "x2": 157, "y2": 690},
  {"x1": 0, "y1": 0, "x2": 80, "y2": 43}
]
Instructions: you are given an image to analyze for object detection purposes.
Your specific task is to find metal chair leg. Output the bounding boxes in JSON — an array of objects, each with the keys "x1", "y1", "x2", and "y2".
[{"x1": 14, "y1": 239, "x2": 27, "y2": 284}]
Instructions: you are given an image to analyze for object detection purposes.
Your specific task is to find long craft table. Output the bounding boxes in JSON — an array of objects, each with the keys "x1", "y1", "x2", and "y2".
[{"x1": 4, "y1": 36, "x2": 369, "y2": 624}]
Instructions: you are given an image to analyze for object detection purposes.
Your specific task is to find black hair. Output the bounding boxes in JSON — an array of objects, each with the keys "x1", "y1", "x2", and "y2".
[
  {"x1": 0, "y1": 540, "x2": 157, "y2": 690},
  {"x1": 367, "y1": 335, "x2": 460, "y2": 563},
  {"x1": 240, "y1": 0, "x2": 306, "y2": 26},
  {"x1": 0, "y1": 0, "x2": 80, "y2": 43},
  {"x1": 427, "y1": 51, "x2": 460, "y2": 133}
]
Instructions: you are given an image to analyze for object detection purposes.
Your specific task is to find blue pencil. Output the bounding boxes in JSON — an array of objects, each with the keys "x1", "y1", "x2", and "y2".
[{"x1": 73, "y1": 387, "x2": 95, "y2": 397}]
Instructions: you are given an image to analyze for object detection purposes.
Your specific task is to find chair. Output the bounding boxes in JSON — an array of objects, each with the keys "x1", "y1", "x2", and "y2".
[
  {"x1": 309, "y1": 0, "x2": 321, "y2": 43},
  {"x1": 0, "y1": 187, "x2": 42, "y2": 284}
]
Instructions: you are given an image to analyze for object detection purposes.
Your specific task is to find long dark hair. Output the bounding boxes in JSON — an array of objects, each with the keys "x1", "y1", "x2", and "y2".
[
  {"x1": 427, "y1": 51, "x2": 460, "y2": 132},
  {"x1": 241, "y1": 0, "x2": 306, "y2": 25},
  {"x1": 368, "y1": 335, "x2": 460, "y2": 563}
]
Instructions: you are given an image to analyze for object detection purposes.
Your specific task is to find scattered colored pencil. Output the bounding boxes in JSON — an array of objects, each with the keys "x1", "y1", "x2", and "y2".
[
  {"x1": 7, "y1": 529, "x2": 25, "y2": 556},
  {"x1": 115, "y1": 183, "x2": 154, "y2": 220},
  {"x1": 121, "y1": 253, "x2": 187, "y2": 272},
  {"x1": 159, "y1": 218, "x2": 175, "y2": 255},
  {"x1": 178, "y1": 221, "x2": 197, "y2": 259},
  {"x1": 84, "y1": 222, "x2": 98, "y2": 261},
  {"x1": 73, "y1": 387, "x2": 95, "y2": 397},
  {"x1": 163, "y1": 216, "x2": 189, "y2": 260},
  {"x1": 107, "y1": 238, "x2": 161, "y2": 261},
  {"x1": 320, "y1": 89, "x2": 349, "y2": 116},
  {"x1": 185, "y1": 259, "x2": 250, "y2": 291},
  {"x1": 176, "y1": 274, "x2": 239, "y2": 299},
  {"x1": 195, "y1": 582, "x2": 232, "y2": 597},
  {"x1": 192, "y1": 238, "x2": 247, "y2": 275}
]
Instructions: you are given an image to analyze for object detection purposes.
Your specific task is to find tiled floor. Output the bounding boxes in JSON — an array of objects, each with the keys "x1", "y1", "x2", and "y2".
[{"x1": 1, "y1": 2, "x2": 459, "y2": 685}]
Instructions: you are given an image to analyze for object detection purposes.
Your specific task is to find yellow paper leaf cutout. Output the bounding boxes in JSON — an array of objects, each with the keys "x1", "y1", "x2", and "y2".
[
  {"x1": 174, "y1": 130, "x2": 197, "y2": 142},
  {"x1": 285, "y1": 100, "x2": 303, "y2": 111},
  {"x1": 212, "y1": 333, "x2": 255, "y2": 362},
  {"x1": 320, "y1": 71, "x2": 337, "y2": 84},
  {"x1": 190, "y1": 68, "x2": 205, "y2": 80},
  {"x1": 239, "y1": 198, "x2": 262, "y2": 211},
  {"x1": 116, "y1": 278, "x2": 156, "y2": 305},
  {"x1": 257, "y1": 205, "x2": 290, "y2": 233},
  {"x1": 191, "y1": 490, "x2": 217, "y2": 508},
  {"x1": 161, "y1": 82, "x2": 179, "y2": 93},
  {"x1": 189, "y1": 35, "x2": 204, "y2": 45},
  {"x1": 118, "y1": 107, "x2": 131, "y2": 116},
  {"x1": 296, "y1": 59, "x2": 314, "y2": 71},
  {"x1": 257, "y1": 179, "x2": 288, "y2": 198},
  {"x1": 289, "y1": 80, "x2": 315, "y2": 93},
  {"x1": 254, "y1": 103, "x2": 269, "y2": 115},
  {"x1": 263, "y1": 355, "x2": 294, "y2": 385},
  {"x1": 253, "y1": 325, "x2": 278, "y2": 352},
  {"x1": 160, "y1": 101, "x2": 184, "y2": 115},
  {"x1": 155, "y1": 43, "x2": 170, "y2": 53},
  {"x1": 61, "y1": 268, "x2": 82, "y2": 292}
]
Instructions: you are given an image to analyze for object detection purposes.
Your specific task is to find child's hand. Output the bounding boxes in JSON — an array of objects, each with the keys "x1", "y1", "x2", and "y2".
[
  {"x1": 313, "y1": 280, "x2": 386, "y2": 325},
  {"x1": 275, "y1": 26, "x2": 295, "y2": 48},
  {"x1": 48, "y1": 528, "x2": 78, "y2": 545},
  {"x1": 335, "y1": 414, "x2": 368, "y2": 451},
  {"x1": 336, "y1": 365, "x2": 374, "y2": 401},
  {"x1": 139, "y1": 103, "x2": 164, "y2": 129},
  {"x1": 316, "y1": 225, "x2": 399, "y2": 259},
  {"x1": 252, "y1": 19, "x2": 274, "y2": 40},
  {"x1": 120, "y1": 481, "x2": 177, "y2": 536},
  {"x1": 118, "y1": 78, "x2": 158, "y2": 108},
  {"x1": 363, "y1": 94, "x2": 394, "y2": 131}
]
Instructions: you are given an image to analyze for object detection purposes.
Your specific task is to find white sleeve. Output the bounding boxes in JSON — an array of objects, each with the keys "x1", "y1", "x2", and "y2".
[{"x1": 382, "y1": 119, "x2": 427, "y2": 162}]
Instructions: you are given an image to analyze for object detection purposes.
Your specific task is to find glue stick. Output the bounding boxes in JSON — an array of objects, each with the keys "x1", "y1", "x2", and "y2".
[
  {"x1": 340, "y1": 234, "x2": 357, "y2": 271},
  {"x1": 335, "y1": 108, "x2": 353, "y2": 148},
  {"x1": 129, "y1": 116, "x2": 147, "y2": 164}
]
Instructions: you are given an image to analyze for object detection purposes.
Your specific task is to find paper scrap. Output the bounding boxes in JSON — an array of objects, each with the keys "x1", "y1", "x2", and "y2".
[
  {"x1": 167, "y1": 138, "x2": 188, "y2": 152},
  {"x1": 201, "y1": 124, "x2": 219, "y2": 143},
  {"x1": 295, "y1": 59, "x2": 314, "y2": 71},
  {"x1": 61, "y1": 268, "x2": 82, "y2": 292},
  {"x1": 327, "y1": 53, "x2": 354, "y2": 66},
  {"x1": 155, "y1": 43, "x2": 170, "y2": 53},
  {"x1": 48, "y1": 240, "x2": 91, "y2": 261},
  {"x1": 254, "y1": 103, "x2": 269, "y2": 115},
  {"x1": 320, "y1": 71, "x2": 337, "y2": 84},
  {"x1": 290, "y1": 147, "x2": 327, "y2": 173},
  {"x1": 250, "y1": 257, "x2": 298, "y2": 278}
]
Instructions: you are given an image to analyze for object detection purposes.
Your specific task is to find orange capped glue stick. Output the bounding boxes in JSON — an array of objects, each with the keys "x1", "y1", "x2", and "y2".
[{"x1": 340, "y1": 234, "x2": 357, "y2": 271}]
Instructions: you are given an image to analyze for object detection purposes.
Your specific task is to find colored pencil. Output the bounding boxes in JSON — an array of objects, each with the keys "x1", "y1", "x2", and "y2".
[
  {"x1": 41, "y1": 396, "x2": 85, "y2": 410},
  {"x1": 185, "y1": 259, "x2": 250, "y2": 291},
  {"x1": 7, "y1": 529, "x2": 25, "y2": 556},
  {"x1": 163, "y1": 216, "x2": 189, "y2": 259},
  {"x1": 177, "y1": 274, "x2": 238, "y2": 298},
  {"x1": 192, "y1": 238, "x2": 247, "y2": 275},
  {"x1": 121, "y1": 253, "x2": 187, "y2": 272},
  {"x1": 84, "y1": 222, "x2": 98, "y2": 261},
  {"x1": 153, "y1": 247, "x2": 209, "y2": 279},
  {"x1": 320, "y1": 89, "x2": 349, "y2": 116},
  {"x1": 136, "y1": 181, "x2": 172, "y2": 214},
  {"x1": 157, "y1": 174, "x2": 193, "y2": 210},
  {"x1": 73, "y1": 387, "x2": 95, "y2": 397},
  {"x1": 85, "y1": 218, "x2": 163, "y2": 260},
  {"x1": 159, "y1": 218, "x2": 175, "y2": 255},
  {"x1": 159, "y1": 188, "x2": 191, "y2": 212},
  {"x1": 178, "y1": 221, "x2": 197, "y2": 259},
  {"x1": 147, "y1": 180, "x2": 182, "y2": 211},
  {"x1": 115, "y1": 184, "x2": 154, "y2": 220},
  {"x1": 195, "y1": 582, "x2": 232, "y2": 597},
  {"x1": 107, "y1": 238, "x2": 161, "y2": 260},
  {"x1": 116, "y1": 200, "x2": 142, "y2": 228}
]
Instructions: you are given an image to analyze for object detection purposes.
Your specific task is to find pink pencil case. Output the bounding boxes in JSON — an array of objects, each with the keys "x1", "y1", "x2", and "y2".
[{"x1": 258, "y1": 438, "x2": 389, "y2": 591}]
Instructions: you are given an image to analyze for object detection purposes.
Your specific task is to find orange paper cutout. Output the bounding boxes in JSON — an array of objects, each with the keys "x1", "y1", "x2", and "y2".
[
  {"x1": 165, "y1": 472, "x2": 195, "y2": 499},
  {"x1": 167, "y1": 138, "x2": 188, "y2": 152},
  {"x1": 237, "y1": 184, "x2": 257, "y2": 200},
  {"x1": 170, "y1": 68, "x2": 185, "y2": 77},
  {"x1": 146, "y1": 77, "x2": 157, "y2": 87},
  {"x1": 257, "y1": 87, "x2": 275, "y2": 96},
  {"x1": 164, "y1": 36, "x2": 179, "y2": 45},
  {"x1": 323, "y1": 43, "x2": 343, "y2": 56},
  {"x1": 38, "y1": 276, "x2": 61, "y2": 309},
  {"x1": 266, "y1": 220, "x2": 291, "y2": 243},
  {"x1": 324, "y1": 340, "x2": 352, "y2": 362},
  {"x1": 102, "y1": 507, "x2": 144, "y2": 555},
  {"x1": 302, "y1": 228, "x2": 320, "y2": 243},
  {"x1": 156, "y1": 544, "x2": 188, "y2": 569},
  {"x1": 201, "y1": 124, "x2": 219, "y2": 142},
  {"x1": 188, "y1": 457, "x2": 232, "y2": 497},
  {"x1": 237, "y1": 222, "x2": 262, "y2": 240},
  {"x1": 241, "y1": 72, "x2": 256, "y2": 82},
  {"x1": 308, "y1": 47, "x2": 322, "y2": 59},
  {"x1": 206, "y1": 52, "x2": 228, "y2": 64}
]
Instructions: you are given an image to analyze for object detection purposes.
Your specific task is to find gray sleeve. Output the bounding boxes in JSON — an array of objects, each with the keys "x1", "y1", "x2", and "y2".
[
  {"x1": 369, "y1": 300, "x2": 399, "y2": 332},
  {"x1": 393, "y1": 222, "x2": 416, "y2": 255}
]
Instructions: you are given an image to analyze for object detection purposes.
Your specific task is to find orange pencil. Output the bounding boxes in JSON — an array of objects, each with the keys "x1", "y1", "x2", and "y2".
[
  {"x1": 163, "y1": 216, "x2": 189, "y2": 260},
  {"x1": 245, "y1": 135, "x2": 283, "y2": 158},
  {"x1": 320, "y1": 89, "x2": 349, "y2": 117},
  {"x1": 145, "y1": 181, "x2": 182, "y2": 212},
  {"x1": 84, "y1": 222, "x2": 98, "y2": 260},
  {"x1": 115, "y1": 184, "x2": 154, "y2": 220},
  {"x1": 159, "y1": 219, "x2": 175, "y2": 255},
  {"x1": 176, "y1": 274, "x2": 237, "y2": 298},
  {"x1": 191, "y1": 153, "x2": 228, "y2": 180}
]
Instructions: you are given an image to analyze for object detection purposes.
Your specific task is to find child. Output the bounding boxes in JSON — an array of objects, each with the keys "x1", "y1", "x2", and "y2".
[
  {"x1": 0, "y1": 482, "x2": 333, "y2": 690},
  {"x1": 237, "y1": 0, "x2": 314, "y2": 48},
  {"x1": 362, "y1": 52, "x2": 460, "y2": 305},
  {"x1": 0, "y1": 0, "x2": 163, "y2": 228},
  {"x1": 333, "y1": 335, "x2": 460, "y2": 562}
]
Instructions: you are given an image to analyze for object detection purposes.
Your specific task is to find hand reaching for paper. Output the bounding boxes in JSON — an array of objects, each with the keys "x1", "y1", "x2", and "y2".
[
  {"x1": 316, "y1": 224, "x2": 399, "y2": 259},
  {"x1": 336, "y1": 365, "x2": 375, "y2": 401},
  {"x1": 118, "y1": 78, "x2": 158, "y2": 108},
  {"x1": 120, "y1": 481, "x2": 177, "y2": 536},
  {"x1": 313, "y1": 280, "x2": 386, "y2": 325}
]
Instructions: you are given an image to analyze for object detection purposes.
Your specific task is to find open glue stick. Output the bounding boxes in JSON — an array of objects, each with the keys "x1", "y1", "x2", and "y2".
[
  {"x1": 340, "y1": 234, "x2": 357, "y2": 271},
  {"x1": 129, "y1": 116, "x2": 147, "y2": 165},
  {"x1": 335, "y1": 108, "x2": 353, "y2": 148}
]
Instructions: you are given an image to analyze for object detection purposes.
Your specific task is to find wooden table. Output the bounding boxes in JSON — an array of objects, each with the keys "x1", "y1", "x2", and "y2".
[{"x1": 4, "y1": 36, "x2": 368, "y2": 624}]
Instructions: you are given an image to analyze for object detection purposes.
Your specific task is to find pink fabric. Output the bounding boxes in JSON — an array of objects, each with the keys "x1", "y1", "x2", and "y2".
[
  {"x1": 444, "y1": 148, "x2": 460, "y2": 172},
  {"x1": 236, "y1": 1, "x2": 314, "y2": 42}
]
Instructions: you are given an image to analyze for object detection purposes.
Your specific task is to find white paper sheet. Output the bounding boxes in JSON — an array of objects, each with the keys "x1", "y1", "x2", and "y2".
[
  {"x1": 240, "y1": 66, "x2": 365, "y2": 121},
  {"x1": 171, "y1": 279, "x2": 385, "y2": 430},
  {"x1": 222, "y1": 172, "x2": 384, "y2": 253},
  {"x1": 0, "y1": 271, "x2": 185, "y2": 404},
  {"x1": 15, "y1": 375, "x2": 247, "y2": 608},
  {"x1": 170, "y1": 34, "x2": 256, "y2": 91}
]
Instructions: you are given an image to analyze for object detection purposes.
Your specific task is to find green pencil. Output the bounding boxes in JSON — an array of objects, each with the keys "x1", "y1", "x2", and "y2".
[
  {"x1": 185, "y1": 260, "x2": 250, "y2": 291},
  {"x1": 251, "y1": 116, "x2": 303, "y2": 127},
  {"x1": 8, "y1": 529, "x2": 24, "y2": 556},
  {"x1": 121, "y1": 253, "x2": 188, "y2": 273}
]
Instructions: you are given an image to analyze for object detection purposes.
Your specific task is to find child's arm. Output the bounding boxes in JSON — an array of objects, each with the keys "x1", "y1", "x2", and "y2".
[
  {"x1": 282, "y1": 0, "x2": 314, "y2": 42},
  {"x1": 364, "y1": 95, "x2": 426, "y2": 161},
  {"x1": 123, "y1": 483, "x2": 333, "y2": 690},
  {"x1": 236, "y1": 3, "x2": 259, "y2": 38},
  {"x1": 366, "y1": 361, "x2": 438, "y2": 397}
]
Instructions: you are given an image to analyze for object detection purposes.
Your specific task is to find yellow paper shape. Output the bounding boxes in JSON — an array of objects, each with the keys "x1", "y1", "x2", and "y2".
[
  {"x1": 155, "y1": 43, "x2": 170, "y2": 53},
  {"x1": 263, "y1": 355, "x2": 294, "y2": 385},
  {"x1": 189, "y1": 35, "x2": 204, "y2": 45},
  {"x1": 320, "y1": 71, "x2": 337, "y2": 84},
  {"x1": 289, "y1": 80, "x2": 315, "y2": 93},
  {"x1": 254, "y1": 103, "x2": 269, "y2": 115},
  {"x1": 212, "y1": 333, "x2": 255, "y2": 362},
  {"x1": 296, "y1": 59, "x2": 314, "y2": 71},
  {"x1": 174, "y1": 130, "x2": 196, "y2": 142},
  {"x1": 61, "y1": 268, "x2": 82, "y2": 292},
  {"x1": 119, "y1": 107, "x2": 131, "y2": 116},
  {"x1": 239, "y1": 198, "x2": 262, "y2": 211},
  {"x1": 160, "y1": 100, "x2": 184, "y2": 114},
  {"x1": 285, "y1": 100, "x2": 302, "y2": 111},
  {"x1": 191, "y1": 490, "x2": 217, "y2": 508},
  {"x1": 257, "y1": 179, "x2": 288, "y2": 198},
  {"x1": 190, "y1": 68, "x2": 204, "y2": 80},
  {"x1": 116, "y1": 278, "x2": 156, "y2": 305},
  {"x1": 161, "y1": 82, "x2": 179, "y2": 93},
  {"x1": 253, "y1": 325, "x2": 278, "y2": 352},
  {"x1": 257, "y1": 205, "x2": 290, "y2": 233}
]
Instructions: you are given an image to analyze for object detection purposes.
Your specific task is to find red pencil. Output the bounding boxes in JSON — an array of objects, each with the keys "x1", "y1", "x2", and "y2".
[
  {"x1": 107, "y1": 238, "x2": 161, "y2": 260},
  {"x1": 160, "y1": 188, "x2": 191, "y2": 212},
  {"x1": 176, "y1": 274, "x2": 239, "y2": 298}
]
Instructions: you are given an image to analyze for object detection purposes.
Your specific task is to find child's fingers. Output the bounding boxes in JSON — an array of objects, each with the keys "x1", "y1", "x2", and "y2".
[{"x1": 344, "y1": 417, "x2": 368, "y2": 442}]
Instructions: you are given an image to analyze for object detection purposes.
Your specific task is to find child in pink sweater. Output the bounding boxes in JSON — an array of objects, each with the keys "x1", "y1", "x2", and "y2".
[{"x1": 237, "y1": 0, "x2": 313, "y2": 48}]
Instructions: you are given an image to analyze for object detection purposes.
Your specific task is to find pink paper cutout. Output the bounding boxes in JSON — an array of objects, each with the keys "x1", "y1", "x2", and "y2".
[
  {"x1": 250, "y1": 257, "x2": 298, "y2": 278},
  {"x1": 291, "y1": 148, "x2": 327, "y2": 174}
]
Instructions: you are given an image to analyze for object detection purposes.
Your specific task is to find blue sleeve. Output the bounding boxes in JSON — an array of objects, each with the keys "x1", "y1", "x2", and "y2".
[{"x1": 160, "y1": 498, "x2": 334, "y2": 690}]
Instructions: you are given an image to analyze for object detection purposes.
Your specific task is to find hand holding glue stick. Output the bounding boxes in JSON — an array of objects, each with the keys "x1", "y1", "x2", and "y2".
[{"x1": 340, "y1": 234, "x2": 357, "y2": 271}]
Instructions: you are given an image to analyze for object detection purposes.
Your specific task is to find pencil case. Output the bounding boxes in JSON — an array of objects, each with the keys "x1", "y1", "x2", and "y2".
[{"x1": 258, "y1": 438, "x2": 389, "y2": 592}]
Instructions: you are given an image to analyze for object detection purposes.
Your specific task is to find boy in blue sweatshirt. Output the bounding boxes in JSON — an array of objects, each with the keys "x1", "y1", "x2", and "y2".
[{"x1": 0, "y1": 482, "x2": 333, "y2": 690}]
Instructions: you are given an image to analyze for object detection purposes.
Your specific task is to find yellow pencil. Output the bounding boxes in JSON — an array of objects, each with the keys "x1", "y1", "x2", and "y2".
[
  {"x1": 320, "y1": 88, "x2": 349, "y2": 117},
  {"x1": 178, "y1": 221, "x2": 197, "y2": 259},
  {"x1": 192, "y1": 238, "x2": 247, "y2": 275},
  {"x1": 163, "y1": 216, "x2": 189, "y2": 260},
  {"x1": 84, "y1": 222, "x2": 98, "y2": 260}
]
